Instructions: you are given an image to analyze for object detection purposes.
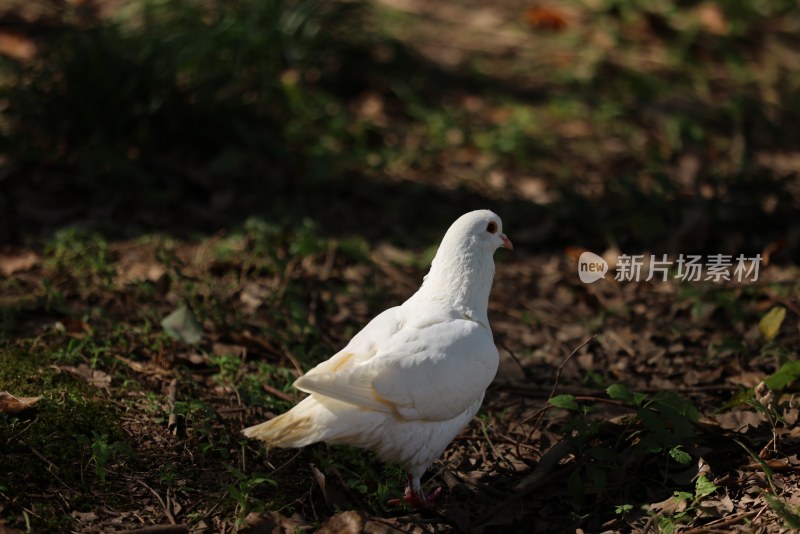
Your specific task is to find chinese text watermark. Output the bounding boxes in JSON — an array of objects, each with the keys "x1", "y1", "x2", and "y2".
[{"x1": 578, "y1": 252, "x2": 761, "y2": 284}]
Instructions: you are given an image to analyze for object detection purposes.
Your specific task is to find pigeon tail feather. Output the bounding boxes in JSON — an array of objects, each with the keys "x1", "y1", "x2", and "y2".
[{"x1": 242, "y1": 397, "x2": 324, "y2": 448}]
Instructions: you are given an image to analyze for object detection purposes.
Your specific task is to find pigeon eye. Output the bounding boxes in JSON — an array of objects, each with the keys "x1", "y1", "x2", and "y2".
[{"x1": 486, "y1": 221, "x2": 497, "y2": 234}]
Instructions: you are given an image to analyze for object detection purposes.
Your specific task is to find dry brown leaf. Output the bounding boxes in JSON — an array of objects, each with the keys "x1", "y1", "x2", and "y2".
[
  {"x1": 212, "y1": 343, "x2": 245, "y2": 358},
  {"x1": 698, "y1": 494, "x2": 735, "y2": 517},
  {"x1": 239, "y1": 511, "x2": 309, "y2": 534},
  {"x1": 696, "y1": 3, "x2": 729, "y2": 35},
  {"x1": 114, "y1": 244, "x2": 167, "y2": 285},
  {"x1": 55, "y1": 318, "x2": 93, "y2": 337},
  {"x1": 239, "y1": 282, "x2": 270, "y2": 312},
  {"x1": 524, "y1": 6, "x2": 569, "y2": 31},
  {"x1": 56, "y1": 364, "x2": 111, "y2": 389},
  {"x1": 364, "y1": 518, "x2": 422, "y2": 534},
  {"x1": 728, "y1": 372, "x2": 763, "y2": 388},
  {"x1": 0, "y1": 250, "x2": 40, "y2": 276},
  {"x1": 650, "y1": 494, "x2": 689, "y2": 515},
  {"x1": 783, "y1": 407, "x2": 798, "y2": 426},
  {"x1": 684, "y1": 366, "x2": 724, "y2": 386},
  {"x1": 317, "y1": 511, "x2": 366, "y2": 534},
  {"x1": 713, "y1": 410, "x2": 764, "y2": 432},
  {"x1": 0, "y1": 392, "x2": 42, "y2": 414},
  {"x1": 175, "y1": 352, "x2": 211, "y2": 366},
  {"x1": 0, "y1": 522, "x2": 26, "y2": 534},
  {"x1": 70, "y1": 511, "x2": 98, "y2": 523}
]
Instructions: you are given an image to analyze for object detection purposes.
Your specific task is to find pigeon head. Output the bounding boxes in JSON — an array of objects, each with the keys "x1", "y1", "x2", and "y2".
[
  {"x1": 444, "y1": 210, "x2": 513, "y2": 253},
  {"x1": 413, "y1": 210, "x2": 511, "y2": 325}
]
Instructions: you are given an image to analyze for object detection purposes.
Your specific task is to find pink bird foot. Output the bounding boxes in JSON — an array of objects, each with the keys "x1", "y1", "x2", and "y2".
[{"x1": 388, "y1": 485, "x2": 442, "y2": 509}]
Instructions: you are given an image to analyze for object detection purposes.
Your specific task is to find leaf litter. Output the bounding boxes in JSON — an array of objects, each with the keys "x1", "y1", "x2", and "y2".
[
  {"x1": 1, "y1": 1, "x2": 800, "y2": 532},
  {"x1": 3, "y1": 240, "x2": 795, "y2": 534}
]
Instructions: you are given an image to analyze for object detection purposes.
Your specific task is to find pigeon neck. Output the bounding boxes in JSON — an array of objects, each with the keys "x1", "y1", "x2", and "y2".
[{"x1": 415, "y1": 241, "x2": 495, "y2": 327}]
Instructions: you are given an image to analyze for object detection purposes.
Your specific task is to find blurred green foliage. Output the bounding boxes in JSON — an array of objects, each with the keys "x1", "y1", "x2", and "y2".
[
  {"x1": 0, "y1": 0, "x2": 371, "y2": 216},
  {"x1": 0, "y1": 0, "x2": 798, "y2": 253}
]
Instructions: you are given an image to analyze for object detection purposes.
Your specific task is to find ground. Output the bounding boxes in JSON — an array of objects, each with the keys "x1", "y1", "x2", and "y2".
[{"x1": 1, "y1": 0, "x2": 799, "y2": 533}]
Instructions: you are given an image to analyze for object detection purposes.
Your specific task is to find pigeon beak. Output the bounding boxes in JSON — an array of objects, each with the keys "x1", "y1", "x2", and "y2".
[{"x1": 500, "y1": 233, "x2": 513, "y2": 250}]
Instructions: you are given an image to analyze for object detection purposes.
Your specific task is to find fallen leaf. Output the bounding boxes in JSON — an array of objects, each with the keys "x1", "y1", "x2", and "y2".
[
  {"x1": 650, "y1": 494, "x2": 689, "y2": 515},
  {"x1": 70, "y1": 511, "x2": 98, "y2": 522},
  {"x1": 784, "y1": 407, "x2": 798, "y2": 426},
  {"x1": 175, "y1": 352, "x2": 211, "y2": 366},
  {"x1": 56, "y1": 364, "x2": 112, "y2": 389},
  {"x1": 0, "y1": 294, "x2": 42, "y2": 310},
  {"x1": 696, "y1": 3, "x2": 729, "y2": 35},
  {"x1": 698, "y1": 494, "x2": 735, "y2": 517},
  {"x1": 239, "y1": 511, "x2": 309, "y2": 534},
  {"x1": 713, "y1": 410, "x2": 763, "y2": 432},
  {"x1": 0, "y1": 392, "x2": 42, "y2": 414},
  {"x1": 0, "y1": 30, "x2": 36, "y2": 61},
  {"x1": 0, "y1": 522, "x2": 26, "y2": 534},
  {"x1": 759, "y1": 306, "x2": 786, "y2": 341},
  {"x1": 0, "y1": 250, "x2": 39, "y2": 276},
  {"x1": 524, "y1": 6, "x2": 569, "y2": 31},
  {"x1": 239, "y1": 282, "x2": 269, "y2": 312},
  {"x1": 161, "y1": 305, "x2": 203, "y2": 344},
  {"x1": 212, "y1": 343, "x2": 246, "y2": 358},
  {"x1": 761, "y1": 239, "x2": 786, "y2": 266},
  {"x1": 55, "y1": 318, "x2": 93, "y2": 337},
  {"x1": 318, "y1": 511, "x2": 365, "y2": 534},
  {"x1": 116, "y1": 261, "x2": 166, "y2": 285}
]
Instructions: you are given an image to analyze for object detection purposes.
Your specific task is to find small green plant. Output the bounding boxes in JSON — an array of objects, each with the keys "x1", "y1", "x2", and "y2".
[
  {"x1": 44, "y1": 229, "x2": 115, "y2": 287},
  {"x1": 78, "y1": 431, "x2": 131, "y2": 482},
  {"x1": 159, "y1": 462, "x2": 179, "y2": 486},
  {"x1": 224, "y1": 465, "x2": 277, "y2": 523},
  {"x1": 312, "y1": 445, "x2": 404, "y2": 511},
  {"x1": 549, "y1": 384, "x2": 700, "y2": 503},
  {"x1": 615, "y1": 503, "x2": 633, "y2": 515},
  {"x1": 652, "y1": 475, "x2": 719, "y2": 533},
  {"x1": 764, "y1": 494, "x2": 800, "y2": 529}
]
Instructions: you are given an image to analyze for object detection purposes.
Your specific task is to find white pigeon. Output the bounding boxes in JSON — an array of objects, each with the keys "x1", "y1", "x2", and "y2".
[{"x1": 243, "y1": 209, "x2": 512, "y2": 507}]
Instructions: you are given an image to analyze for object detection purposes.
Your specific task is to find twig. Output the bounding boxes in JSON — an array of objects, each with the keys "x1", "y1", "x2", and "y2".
[
  {"x1": 499, "y1": 340, "x2": 530, "y2": 378},
  {"x1": 131, "y1": 477, "x2": 176, "y2": 525},
  {"x1": 280, "y1": 341, "x2": 305, "y2": 377},
  {"x1": 752, "y1": 502, "x2": 770, "y2": 523},
  {"x1": 520, "y1": 336, "x2": 595, "y2": 433},
  {"x1": 309, "y1": 463, "x2": 331, "y2": 508},
  {"x1": 20, "y1": 440, "x2": 76, "y2": 494},
  {"x1": 762, "y1": 288, "x2": 800, "y2": 317},
  {"x1": 166, "y1": 378, "x2": 185, "y2": 438},
  {"x1": 117, "y1": 526, "x2": 188, "y2": 534},
  {"x1": 328, "y1": 465, "x2": 367, "y2": 510},
  {"x1": 7, "y1": 417, "x2": 38, "y2": 443},
  {"x1": 514, "y1": 440, "x2": 576, "y2": 491},
  {"x1": 549, "y1": 336, "x2": 595, "y2": 404},
  {"x1": 497, "y1": 381, "x2": 741, "y2": 396},
  {"x1": 268, "y1": 449, "x2": 304, "y2": 478},
  {"x1": 476, "y1": 466, "x2": 571, "y2": 526},
  {"x1": 681, "y1": 509, "x2": 759, "y2": 534},
  {"x1": 261, "y1": 382, "x2": 295, "y2": 403},
  {"x1": 606, "y1": 330, "x2": 635, "y2": 357},
  {"x1": 274, "y1": 256, "x2": 300, "y2": 307}
]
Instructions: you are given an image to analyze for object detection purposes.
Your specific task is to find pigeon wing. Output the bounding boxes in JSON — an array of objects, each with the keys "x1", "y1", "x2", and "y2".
[{"x1": 294, "y1": 318, "x2": 498, "y2": 421}]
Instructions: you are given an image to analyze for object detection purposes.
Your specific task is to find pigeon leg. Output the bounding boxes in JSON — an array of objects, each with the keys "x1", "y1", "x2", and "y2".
[{"x1": 387, "y1": 474, "x2": 442, "y2": 508}]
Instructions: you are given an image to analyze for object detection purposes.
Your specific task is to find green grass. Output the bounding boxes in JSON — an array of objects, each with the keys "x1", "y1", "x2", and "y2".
[
  {"x1": 0, "y1": 346, "x2": 123, "y2": 528},
  {"x1": 1, "y1": 0, "x2": 799, "y2": 530}
]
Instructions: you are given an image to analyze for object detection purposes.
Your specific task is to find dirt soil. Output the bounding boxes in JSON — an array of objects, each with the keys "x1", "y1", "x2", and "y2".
[{"x1": 1, "y1": 0, "x2": 800, "y2": 533}]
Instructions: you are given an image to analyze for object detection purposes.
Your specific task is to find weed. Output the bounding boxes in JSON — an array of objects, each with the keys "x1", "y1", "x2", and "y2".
[
  {"x1": 44, "y1": 229, "x2": 115, "y2": 287},
  {"x1": 650, "y1": 475, "x2": 720, "y2": 533},
  {"x1": 76, "y1": 431, "x2": 131, "y2": 482},
  {"x1": 224, "y1": 465, "x2": 277, "y2": 524},
  {"x1": 550, "y1": 384, "x2": 700, "y2": 504}
]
